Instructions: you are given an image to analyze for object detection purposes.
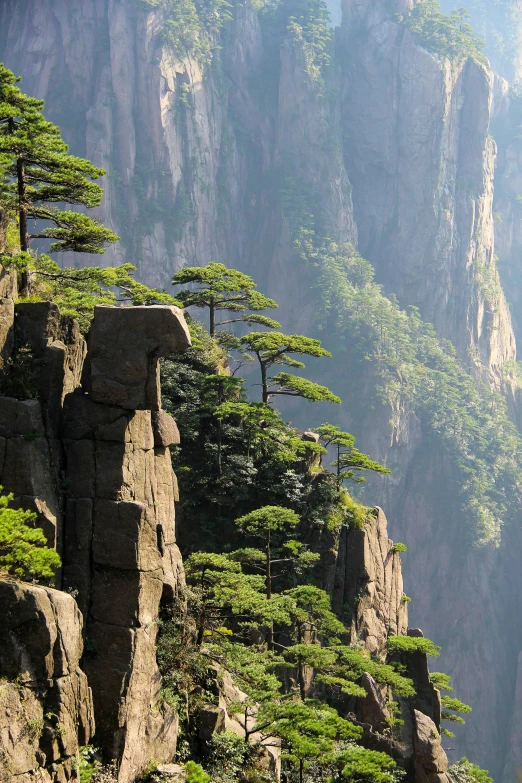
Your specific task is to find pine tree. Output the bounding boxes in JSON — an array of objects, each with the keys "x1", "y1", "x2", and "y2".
[
  {"x1": 240, "y1": 331, "x2": 341, "y2": 404},
  {"x1": 317, "y1": 424, "x2": 390, "y2": 487},
  {"x1": 0, "y1": 488, "x2": 61, "y2": 581},
  {"x1": 172, "y1": 262, "x2": 280, "y2": 336},
  {"x1": 0, "y1": 63, "x2": 118, "y2": 293}
]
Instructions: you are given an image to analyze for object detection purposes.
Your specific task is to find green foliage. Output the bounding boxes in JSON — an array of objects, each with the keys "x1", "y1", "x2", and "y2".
[
  {"x1": 391, "y1": 543, "x2": 407, "y2": 553},
  {"x1": 333, "y1": 744, "x2": 399, "y2": 783},
  {"x1": 184, "y1": 761, "x2": 211, "y2": 783},
  {"x1": 399, "y1": 2, "x2": 487, "y2": 65},
  {"x1": 240, "y1": 330, "x2": 339, "y2": 405},
  {"x1": 0, "y1": 63, "x2": 117, "y2": 268},
  {"x1": 429, "y1": 671, "x2": 453, "y2": 691},
  {"x1": 286, "y1": 0, "x2": 332, "y2": 81},
  {"x1": 77, "y1": 746, "x2": 97, "y2": 783},
  {"x1": 4, "y1": 255, "x2": 180, "y2": 333},
  {"x1": 317, "y1": 424, "x2": 390, "y2": 486},
  {"x1": 172, "y1": 262, "x2": 279, "y2": 336},
  {"x1": 0, "y1": 488, "x2": 61, "y2": 581},
  {"x1": 236, "y1": 505, "x2": 300, "y2": 535},
  {"x1": 387, "y1": 636, "x2": 441, "y2": 657},
  {"x1": 332, "y1": 645, "x2": 415, "y2": 698},
  {"x1": 204, "y1": 731, "x2": 252, "y2": 782},
  {"x1": 300, "y1": 231, "x2": 522, "y2": 547},
  {"x1": 448, "y1": 758, "x2": 492, "y2": 783},
  {"x1": 139, "y1": 0, "x2": 233, "y2": 66},
  {"x1": 257, "y1": 698, "x2": 361, "y2": 773},
  {"x1": 441, "y1": 695, "x2": 472, "y2": 724}
]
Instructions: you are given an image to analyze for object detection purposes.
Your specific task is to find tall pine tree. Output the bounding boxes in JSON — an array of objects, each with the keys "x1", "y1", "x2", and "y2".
[{"x1": 0, "y1": 63, "x2": 118, "y2": 292}]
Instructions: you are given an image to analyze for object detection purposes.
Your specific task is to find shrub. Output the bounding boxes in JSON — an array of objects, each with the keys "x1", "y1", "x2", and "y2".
[
  {"x1": 387, "y1": 635, "x2": 441, "y2": 657},
  {"x1": 0, "y1": 489, "x2": 61, "y2": 581},
  {"x1": 184, "y1": 761, "x2": 211, "y2": 783}
]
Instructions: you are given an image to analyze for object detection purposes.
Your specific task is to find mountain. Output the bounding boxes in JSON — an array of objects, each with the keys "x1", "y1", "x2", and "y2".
[{"x1": 2, "y1": 0, "x2": 522, "y2": 778}]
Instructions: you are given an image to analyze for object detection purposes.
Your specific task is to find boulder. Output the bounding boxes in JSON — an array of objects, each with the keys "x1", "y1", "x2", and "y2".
[
  {"x1": 413, "y1": 710, "x2": 448, "y2": 774},
  {"x1": 0, "y1": 580, "x2": 94, "y2": 783},
  {"x1": 358, "y1": 672, "x2": 389, "y2": 728},
  {"x1": 83, "y1": 306, "x2": 191, "y2": 410},
  {"x1": 153, "y1": 410, "x2": 181, "y2": 447}
]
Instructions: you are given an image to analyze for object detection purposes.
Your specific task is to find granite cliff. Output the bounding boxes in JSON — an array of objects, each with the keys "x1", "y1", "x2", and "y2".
[{"x1": 1, "y1": 0, "x2": 521, "y2": 778}]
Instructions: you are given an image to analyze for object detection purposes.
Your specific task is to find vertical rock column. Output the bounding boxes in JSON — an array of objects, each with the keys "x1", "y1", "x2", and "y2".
[{"x1": 62, "y1": 305, "x2": 191, "y2": 782}]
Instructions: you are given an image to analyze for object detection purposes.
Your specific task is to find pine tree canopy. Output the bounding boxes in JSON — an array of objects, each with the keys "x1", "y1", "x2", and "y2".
[
  {"x1": 172, "y1": 262, "x2": 279, "y2": 335},
  {"x1": 0, "y1": 488, "x2": 61, "y2": 580},
  {"x1": 0, "y1": 63, "x2": 118, "y2": 268}
]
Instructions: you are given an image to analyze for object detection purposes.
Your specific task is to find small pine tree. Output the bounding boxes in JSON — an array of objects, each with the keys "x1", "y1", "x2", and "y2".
[
  {"x1": 240, "y1": 331, "x2": 341, "y2": 405},
  {"x1": 0, "y1": 488, "x2": 61, "y2": 581},
  {"x1": 172, "y1": 263, "x2": 280, "y2": 336},
  {"x1": 317, "y1": 424, "x2": 390, "y2": 486}
]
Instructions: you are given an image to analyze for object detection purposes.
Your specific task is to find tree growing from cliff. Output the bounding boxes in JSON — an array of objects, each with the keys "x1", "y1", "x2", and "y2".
[
  {"x1": 317, "y1": 424, "x2": 391, "y2": 487},
  {"x1": 0, "y1": 64, "x2": 118, "y2": 293},
  {"x1": 171, "y1": 263, "x2": 280, "y2": 337},
  {"x1": 235, "y1": 505, "x2": 312, "y2": 649},
  {"x1": 240, "y1": 331, "x2": 341, "y2": 405},
  {"x1": 0, "y1": 488, "x2": 61, "y2": 581}
]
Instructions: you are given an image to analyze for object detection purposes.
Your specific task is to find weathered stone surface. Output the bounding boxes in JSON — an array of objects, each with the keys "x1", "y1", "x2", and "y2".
[
  {"x1": 64, "y1": 438, "x2": 96, "y2": 498},
  {"x1": 83, "y1": 305, "x2": 190, "y2": 410},
  {"x1": 413, "y1": 710, "x2": 448, "y2": 774},
  {"x1": 90, "y1": 565, "x2": 164, "y2": 627},
  {"x1": 0, "y1": 580, "x2": 94, "y2": 783},
  {"x1": 93, "y1": 500, "x2": 161, "y2": 572},
  {"x1": 0, "y1": 396, "x2": 44, "y2": 438},
  {"x1": 406, "y1": 629, "x2": 442, "y2": 730},
  {"x1": 199, "y1": 705, "x2": 226, "y2": 740},
  {"x1": 0, "y1": 263, "x2": 16, "y2": 299},
  {"x1": 153, "y1": 410, "x2": 181, "y2": 447},
  {"x1": 358, "y1": 672, "x2": 389, "y2": 727},
  {"x1": 0, "y1": 297, "x2": 14, "y2": 374},
  {"x1": 62, "y1": 393, "x2": 128, "y2": 441},
  {"x1": 13, "y1": 302, "x2": 86, "y2": 434},
  {"x1": 325, "y1": 507, "x2": 408, "y2": 655},
  {"x1": 84, "y1": 622, "x2": 178, "y2": 780},
  {"x1": 155, "y1": 764, "x2": 186, "y2": 779},
  {"x1": 1, "y1": 434, "x2": 60, "y2": 547}
]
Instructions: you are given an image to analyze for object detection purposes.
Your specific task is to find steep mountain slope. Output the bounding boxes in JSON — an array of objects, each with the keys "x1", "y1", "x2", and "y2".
[{"x1": 2, "y1": 0, "x2": 522, "y2": 778}]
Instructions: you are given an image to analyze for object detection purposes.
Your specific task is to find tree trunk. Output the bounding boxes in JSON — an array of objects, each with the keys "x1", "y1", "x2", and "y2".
[
  {"x1": 299, "y1": 758, "x2": 304, "y2": 783},
  {"x1": 209, "y1": 299, "x2": 215, "y2": 337},
  {"x1": 266, "y1": 528, "x2": 273, "y2": 650},
  {"x1": 17, "y1": 156, "x2": 30, "y2": 295},
  {"x1": 217, "y1": 378, "x2": 223, "y2": 477},
  {"x1": 261, "y1": 361, "x2": 269, "y2": 404}
]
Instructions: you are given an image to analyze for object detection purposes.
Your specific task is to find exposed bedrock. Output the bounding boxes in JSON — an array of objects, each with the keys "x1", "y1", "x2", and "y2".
[
  {"x1": 0, "y1": 293, "x2": 191, "y2": 782},
  {"x1": 0, "y1": 581, "x2": 95, "y2": 783}
]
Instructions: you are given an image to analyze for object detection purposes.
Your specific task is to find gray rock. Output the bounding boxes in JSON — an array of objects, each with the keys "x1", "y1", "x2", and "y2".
[
  {"x1": 199, "y1": 705, "x2": 226, "y2": 740},
  {"x1": 413, "y1": 710, "x2": 448, "y2": 774},
  {"x1": 153, "y1": 410, "x2": 181, "y2": 447},
  {"x1": 358, "y1": 672, "x2": 389, "y2": 728},
  {"x1": 83, "y1": 305, "x2": 190, "y2": 410},
  {"x1": 0, "y1": 580, "x2": 94, "y2": 782}
]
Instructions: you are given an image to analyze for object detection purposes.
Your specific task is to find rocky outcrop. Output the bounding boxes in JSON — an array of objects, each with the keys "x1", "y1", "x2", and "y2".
[
  {"x1": 0, "y1": 580, "x2": 94, "y2": 783},
  {"x1": 0, "y1": 294, "x2": 191, "y2": 782},
  {"x1": 321, "y1": 507, "x2": 408, "y2": 655},
  {"x1": 1, "y1": 0, "x2": 521, "y2": 776}
]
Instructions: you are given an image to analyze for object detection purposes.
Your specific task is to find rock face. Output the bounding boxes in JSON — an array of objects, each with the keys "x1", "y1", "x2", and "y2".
[
  {"x1": 321, "y1": 508, "x2": 451, "y2": 783},
  {"x1": 1, "y1": 0, "x2": 521, "y2": 776},
  {"x1": 310, "y1": 506, "x2": 408, "y2": 655},
  {"x1": 83, "y1": 305, "x2": 191, "y2": 410},
  {"x1": 0, "y1": 290, "x2": 191, "y2": 782},
  {"x1": 0, "y1": 580, "x2": 95, "y2": 783}
]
